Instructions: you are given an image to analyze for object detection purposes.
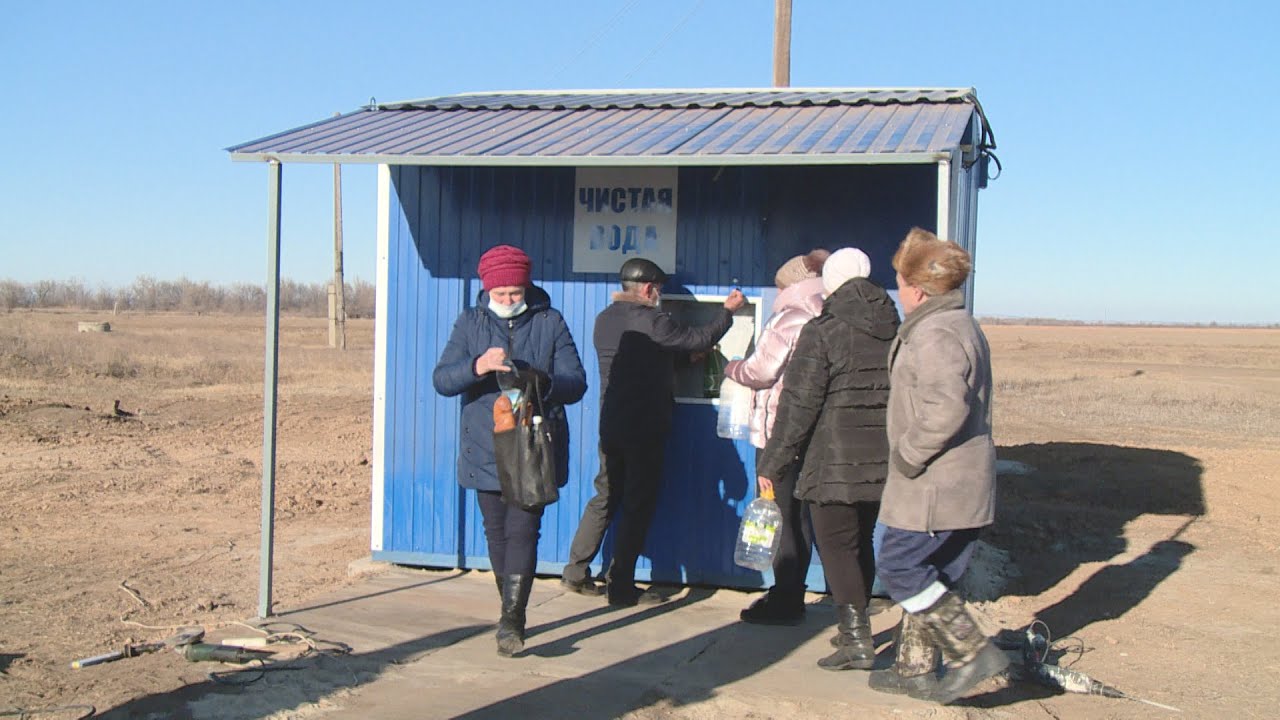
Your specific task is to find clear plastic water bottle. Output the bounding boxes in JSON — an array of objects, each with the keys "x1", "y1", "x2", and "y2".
[
  {"x1": 734, "y1": 487, "x2": 783, "y2": 571},
  {"x1": 716, "y1": 368, "x2": 751, "y2": 440}
]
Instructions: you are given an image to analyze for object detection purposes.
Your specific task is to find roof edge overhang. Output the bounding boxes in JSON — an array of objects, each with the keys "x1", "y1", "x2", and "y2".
[
  {"x1": 383, "y1": 86, "x2": 975, "y2": 106},
  {"x1": 228, "y1": 151, "x2": 955, "y2": 166},
  {"x1": 445, "y1": 86, "x2": 972, "y2": 96}
]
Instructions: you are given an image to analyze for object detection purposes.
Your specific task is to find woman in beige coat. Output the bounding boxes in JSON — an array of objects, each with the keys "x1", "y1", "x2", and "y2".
[{"x1": 868, "y1": 228, "x2": 1007, "y2": 704}]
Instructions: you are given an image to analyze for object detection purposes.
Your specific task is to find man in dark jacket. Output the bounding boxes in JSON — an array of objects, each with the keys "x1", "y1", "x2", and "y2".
[
  {"x1": 756, "y1": 247, "x2": 900, "y2": 671},
  {"x1": 562, "y1": 258, "x2": 746, "y2": 607}
]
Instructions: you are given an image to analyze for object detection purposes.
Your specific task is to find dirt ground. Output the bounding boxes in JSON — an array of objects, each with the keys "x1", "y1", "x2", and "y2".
[{"x1": 1, "y1": 311, "x2": 1278, "y2": 718}]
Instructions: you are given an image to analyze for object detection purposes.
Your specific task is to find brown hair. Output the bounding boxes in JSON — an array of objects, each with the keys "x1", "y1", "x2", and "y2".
[{"x1": 891, "y1": 227, "x2": 972, "y2": 295}]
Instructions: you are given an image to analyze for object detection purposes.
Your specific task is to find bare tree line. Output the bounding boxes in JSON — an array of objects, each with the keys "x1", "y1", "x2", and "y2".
[
  {"x1": 6, "y1": 279, "x2": 1270, "y2": 328},
  {"x1": 0, "y1": 276, "x2": 376, "y2": 317},
  {"x1": 979, "y1": 315, "x2": 1279, "y2": 329}
]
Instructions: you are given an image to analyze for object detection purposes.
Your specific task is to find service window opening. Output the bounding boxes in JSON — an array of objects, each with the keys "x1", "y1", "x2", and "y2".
[{"x1": 662, "y1": 293, "x2": 760, "y2": 404}]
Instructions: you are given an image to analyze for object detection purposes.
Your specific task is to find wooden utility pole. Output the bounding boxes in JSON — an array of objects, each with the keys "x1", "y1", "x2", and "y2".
[
  {"x1": 329, "y1": 115, "x2": 347, "y2": 350},
  {"x1": 773, "y1": 0, "x2": 792, "y2": 87}
]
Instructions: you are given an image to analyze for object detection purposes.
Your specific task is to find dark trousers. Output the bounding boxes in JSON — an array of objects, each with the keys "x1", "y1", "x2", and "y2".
[
  {"x1": 476, "y1": 490, "x2": 544, "y2": 576},
  {"x1": 876, "y1": 525, "x2": 980, "y2": 603},
  {"x1": 809, "y1": 501, "x2": 880, "y2": 607},
  {"x1": 564, "y1": 442, "x2": 665, "y2": 586},
  {"x1": 767, "y1": 464, "x2": 814, "y2": 600}
]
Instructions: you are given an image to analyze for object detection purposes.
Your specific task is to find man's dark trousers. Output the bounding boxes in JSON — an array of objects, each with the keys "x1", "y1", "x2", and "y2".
[
  {"x1": 563, "y1": 443, "x2": 665, "y2": 587},
  {"x1": 876, "y1": 526, "x2": 981, "y2": 602}
]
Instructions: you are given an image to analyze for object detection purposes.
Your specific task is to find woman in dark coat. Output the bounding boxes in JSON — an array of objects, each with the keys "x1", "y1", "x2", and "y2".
[
  {"x1": 432, "y1": 245, "x2": 587, "y2": 657},
  {"x1": 756, "y1": 247, "x2": 900, "y2": 671}
]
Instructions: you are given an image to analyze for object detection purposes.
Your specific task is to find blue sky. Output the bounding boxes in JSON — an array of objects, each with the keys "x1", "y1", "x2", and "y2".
[{"x1": 2, "y1": 0, "x2": 1276, "y2": 323}]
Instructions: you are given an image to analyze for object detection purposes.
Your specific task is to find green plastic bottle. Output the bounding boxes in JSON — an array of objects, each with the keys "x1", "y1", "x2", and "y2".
[{"x1": 703, "y1": 344, "x2": 724, "y2": 398}]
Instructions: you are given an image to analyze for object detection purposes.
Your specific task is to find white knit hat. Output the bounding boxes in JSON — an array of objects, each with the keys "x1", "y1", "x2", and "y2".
[{"x1": 822, "y1": 247, "x2": 872, "y2": 296}]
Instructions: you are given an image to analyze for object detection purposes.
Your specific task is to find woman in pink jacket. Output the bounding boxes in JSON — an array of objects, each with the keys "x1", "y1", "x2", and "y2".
[{"x1": 723, "y1": 249, "x2": 828, "y2": 625}]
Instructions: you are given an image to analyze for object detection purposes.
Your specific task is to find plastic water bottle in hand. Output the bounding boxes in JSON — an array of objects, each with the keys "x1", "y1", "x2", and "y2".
[
  {"x1": 734, "y1": 487, "x2": 783, "y2": 571},
  {"x1": 716, "y1": 368, "x2": 751, "y2": 440}
]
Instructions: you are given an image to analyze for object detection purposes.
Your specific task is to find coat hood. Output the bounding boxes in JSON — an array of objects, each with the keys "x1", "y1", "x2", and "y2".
[{"x1": 823, "y1": 278, "x2": 899, "y2": 341}]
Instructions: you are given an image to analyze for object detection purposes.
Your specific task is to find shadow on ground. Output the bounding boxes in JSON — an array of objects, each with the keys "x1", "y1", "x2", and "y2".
[
  {"x1": 952, "y1": 442, "x2": 1204, "y2": 707},
  {"x1": 990, "y1": 441, "x2": 1203, "y2": 592},
  {"x1": 455, "y1": 591, "x2": 828, "y2": 719},
  {"x1": 98, "y1": 584, "x2": 826, "y2": 719},
  {"x1": 96, "y1": 621, "x2": 491, "y2": 719}
]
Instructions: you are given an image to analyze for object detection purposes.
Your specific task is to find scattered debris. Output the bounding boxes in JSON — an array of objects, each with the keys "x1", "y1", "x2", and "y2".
[
  {"x1": 71, "y1": 628, "x2": 203, "y2": 669},
  {"x1": 118, "y1": 579, "x2": 150, "y2": 608}
]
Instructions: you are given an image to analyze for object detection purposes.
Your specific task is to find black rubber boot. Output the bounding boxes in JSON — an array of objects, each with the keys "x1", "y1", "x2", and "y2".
[
  {"x1": 494, "y1": 574, "x2": 505, "y2": 598},
  {"x1": 868, "y1": 612, "x2": 940, "y2": 699},
  {"x1": 606, "y1": 583, "x2": 665, "y2": 607},
  {"x1": 740, "y1": 590, "x2": 805, "y2": 626},
  {"x1": 914, "y1": 591, "x2": 1009, "y2": 704},
  {"x1": 830, "y1": 603, "x2": 888, "y2": 645},
  {"x1": 496, "y1": 574, "x2": 533, "y2": 657},
  {"x1": 816, "y1": 604, "x2": 874, "y2": 670}
]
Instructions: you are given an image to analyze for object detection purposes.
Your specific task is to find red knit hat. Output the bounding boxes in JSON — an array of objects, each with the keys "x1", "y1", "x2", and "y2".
[{"x1": 477, "y1": 245, "x2": 531, "y2": 291}]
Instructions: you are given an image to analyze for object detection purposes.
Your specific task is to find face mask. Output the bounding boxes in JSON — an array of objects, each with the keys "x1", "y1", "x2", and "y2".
[{"x1": 489, "y1": 298, "x2": 528, "y2": 319}]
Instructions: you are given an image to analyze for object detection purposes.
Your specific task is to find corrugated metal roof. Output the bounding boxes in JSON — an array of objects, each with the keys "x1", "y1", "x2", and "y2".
[{"x1": 229, "y1": 88, "x2": 981, "y2": 165}]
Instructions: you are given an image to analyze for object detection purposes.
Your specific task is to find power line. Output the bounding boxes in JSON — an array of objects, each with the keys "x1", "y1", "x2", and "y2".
[
  {"x1": 550, "y1": 0, "x2": 642, "y2": 82},
  {"x1": 620, "y1": 0, "x2": 707, "y2": 83}
]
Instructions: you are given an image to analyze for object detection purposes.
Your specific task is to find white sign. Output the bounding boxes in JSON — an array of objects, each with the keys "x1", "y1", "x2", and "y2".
[{"x1": 572, "y1": 167, "x2": 678, "y2": 274}]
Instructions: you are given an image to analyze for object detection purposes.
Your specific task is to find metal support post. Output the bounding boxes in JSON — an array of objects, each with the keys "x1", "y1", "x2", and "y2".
[{"x1": 259, "y1": 160, "x2": 282, "y2": 619}]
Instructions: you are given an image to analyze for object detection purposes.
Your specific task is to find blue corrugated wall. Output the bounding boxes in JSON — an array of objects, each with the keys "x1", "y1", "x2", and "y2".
[{"x1": 374, "y1": 163, "x2": 938, "y2": 589}]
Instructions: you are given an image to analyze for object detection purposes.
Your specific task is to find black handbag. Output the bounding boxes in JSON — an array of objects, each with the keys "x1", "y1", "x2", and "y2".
[{"x1": 493, "y1": 369, "x2": 560, "y2": 511}]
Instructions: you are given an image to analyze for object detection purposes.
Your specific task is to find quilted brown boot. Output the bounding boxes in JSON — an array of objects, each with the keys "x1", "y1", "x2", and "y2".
[
  {"x1": 914, "y1": 591, "x2": 1009, "y2": 704},
  {"x1": 868, "y1": 612, "x2": 939, "y2": 699}
]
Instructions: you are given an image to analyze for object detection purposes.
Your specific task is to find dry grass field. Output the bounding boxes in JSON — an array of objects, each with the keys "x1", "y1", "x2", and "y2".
[
  {"x1": 2, "y1": 311, "x2": 1278, "y2": 717},
  {"x1": 1, "y1": 311, "x2": 375, "y2": 716}
]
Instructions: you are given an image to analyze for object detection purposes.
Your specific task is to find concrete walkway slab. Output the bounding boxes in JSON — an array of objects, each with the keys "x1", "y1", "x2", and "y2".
[{"x1": 101, "y1": 566, "x2": 967, "y2": 719}]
